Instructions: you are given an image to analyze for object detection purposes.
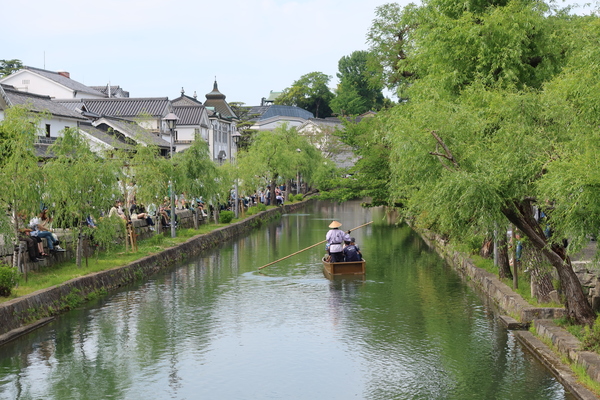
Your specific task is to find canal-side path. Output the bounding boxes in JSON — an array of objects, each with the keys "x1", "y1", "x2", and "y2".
[
  {"x1": 0, "y1": 201, "x2": 306, "y2": 346},
  {"x1": 418, "y1": 228, "x2": 600, "y2": 400}
]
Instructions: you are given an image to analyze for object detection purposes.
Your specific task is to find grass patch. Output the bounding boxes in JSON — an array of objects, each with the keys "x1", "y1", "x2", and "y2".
[
  {"x1": 0, "y1": 221, "x2": 235, "y2": 303},
  {"x1": 532, "y1": 323, "x2": 600, "y2": 396},
  {"x1": 470, "y1": 254, "x2": 561, "y2": 308}
]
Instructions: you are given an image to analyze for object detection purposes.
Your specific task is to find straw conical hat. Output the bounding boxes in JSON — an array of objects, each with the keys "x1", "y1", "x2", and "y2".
[{"x1": 329, "y1": 221, "x2": 342, "y2": 228}]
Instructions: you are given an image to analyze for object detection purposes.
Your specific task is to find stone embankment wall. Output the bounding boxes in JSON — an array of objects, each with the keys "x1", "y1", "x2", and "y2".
[
  {"x1": 416, "y1": 228, "x2": 565, "y2": 322},
  {"x1": 414, "y1": 226, "x2": 600, "y2": 399},
  {"x1": 0, "y1": 203, "x2": 306, "y2": 341}
]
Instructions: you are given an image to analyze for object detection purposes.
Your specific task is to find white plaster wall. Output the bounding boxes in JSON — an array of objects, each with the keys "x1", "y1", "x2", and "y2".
[
  {"x1": 38, "y1": 116, "x2": 80, "y2": 137},
  {"x1": 1, "y1": 71, "x2": 72, "y2": 99}
]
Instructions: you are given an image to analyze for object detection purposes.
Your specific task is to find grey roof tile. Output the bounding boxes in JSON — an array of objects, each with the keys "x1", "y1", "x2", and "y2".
[
  {"x1": 93, "y1": 117, "x2": 170, "y2": 148},
  {"x1": 258, "y1": 105, "x2": 313, "y2": 120},
  {"x1": 78, "y1": 123, "x2": 134, "y2": 150},
  {"x1": 173, "y1": 94, "x2": 203, "y2": 107},
  {"x1": 173, "y1": 105, "x2": 208, "y2": 126},
  {"x1": 2, "y1": 85, "x2": 87, "y2": 120},
  {"x1": 204, "y1": 81, "x2": 238, "y2": 119},
  {"x1": 80, "y1": 97, "x2": 170, "y2": 118},
  {"x1": 89, "y1": 85, "x2": 130, "y2": 98}
]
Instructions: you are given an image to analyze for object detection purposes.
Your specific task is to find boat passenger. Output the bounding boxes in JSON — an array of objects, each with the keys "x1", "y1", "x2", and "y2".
[
  {"x1": 343, "y1": 237, "x2": 362, "y2": 262},
  {"x1": 326, "y1": 221, "x2": 346, "y2": 263}
]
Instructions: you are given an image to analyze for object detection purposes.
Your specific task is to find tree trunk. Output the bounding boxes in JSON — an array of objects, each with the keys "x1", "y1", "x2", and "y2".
[
  {"x1": 480, "y1": 237, "x2": 493, "y2": 258},
  {"x1": 270, "y1": 178, "x2": 277, "y2": 206},
  {"x1": 503, "y1": 199, "x2": 595, "y2": 326},
  {"x1": 76, "y1": 231, "x2": 83, "y2": 268},
  {"x1": 497, "y1": 233, "x2": 512, "y2": 280},
  {"x1": 521, "y1": 241, "x2": 555, "y2": 303}
]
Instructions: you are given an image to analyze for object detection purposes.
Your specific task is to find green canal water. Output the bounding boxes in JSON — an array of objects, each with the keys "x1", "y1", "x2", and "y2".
[{"x1": 0, "y1": 200, "x2": 575, "y2": 399}]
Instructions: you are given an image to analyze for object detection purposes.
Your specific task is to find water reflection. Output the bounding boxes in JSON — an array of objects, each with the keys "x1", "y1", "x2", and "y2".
[{"x1": 0, "y1": 200, "x2": 574, "y2": 400}]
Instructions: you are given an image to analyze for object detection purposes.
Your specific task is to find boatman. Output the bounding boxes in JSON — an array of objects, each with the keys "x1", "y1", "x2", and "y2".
[{"x1": 326, "y1": 221, "x2": 346, "y2": 262}]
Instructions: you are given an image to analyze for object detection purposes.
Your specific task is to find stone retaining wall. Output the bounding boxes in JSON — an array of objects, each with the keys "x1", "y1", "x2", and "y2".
[
  {"x1": 0, "y1": 202, "x2": 306, "y2": 339},
  {"x1": 416, "y1": 228, "x2": 565, "y2": 322},
  {"x1": 414, "y1": 226, "x2": 600, "y2": 397}
]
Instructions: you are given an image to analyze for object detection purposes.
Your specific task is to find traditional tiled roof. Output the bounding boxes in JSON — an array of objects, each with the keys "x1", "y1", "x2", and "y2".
[
  {"x1": 203, "y1": 81, "x2": 238, "y2": 119},
  {"x1": 1, "y1": 84, "x2": 87, "y2": 120},
  {"x1": 257, "y1": 105, "x2": 313, "y2": 121},
  {"x1": 22, "y1": 66, "x2": 106, "y2": 98},
  {"x1": 247, "y1": 105, "x2": 270, "y2": 119},
  {"x1": 172, "y1": 92, "x2": 203, "y2": 107},
  {"x1": 93, "y1": 117, "x2": 170, "y2": 148},
  {"x1": 89, "y1": 85, "x2": 130, "y2": 98},
  {"x1": 53, "y1": 99, "x2": 84, "y2": 112},
  {"x1": 173, "y1": 105, "x2": 209, "y2": 126},
  {"x1": 80, "y1": 97, "x2": 170, "y2": 119},
  {"x1": 78, "y1": 122, "x2": 134, "y2": 150}
]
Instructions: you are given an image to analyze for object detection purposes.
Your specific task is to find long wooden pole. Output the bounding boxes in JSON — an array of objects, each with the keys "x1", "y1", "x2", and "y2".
[{"x1": 258, "y1": 221, "x2": 373, "y2": 270}]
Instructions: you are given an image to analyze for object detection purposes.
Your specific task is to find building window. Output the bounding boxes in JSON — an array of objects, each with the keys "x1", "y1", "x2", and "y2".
[
  {"x1": 45, "y1": 124, "x2": 51, "y2": 137},
  {"x1": 22, "y1": 79, "x2": 30, "y2": 84}
]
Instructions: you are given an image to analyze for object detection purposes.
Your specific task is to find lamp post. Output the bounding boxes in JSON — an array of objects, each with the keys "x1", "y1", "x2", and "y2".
[
  {"x1": 163, "y1": 112, "x2": 178, "y2": 238},
  {"x1": 231, "y1": 131, "x2": 242, "y2": 218}
]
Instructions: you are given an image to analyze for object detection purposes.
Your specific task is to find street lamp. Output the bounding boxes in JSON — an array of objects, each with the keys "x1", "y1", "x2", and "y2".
[
  {"x1": 163, "y1": 112, "x2": 178, "y2": 238},
  {"x1": 231, "y1": 131, "x2": 242, "y2": 218}
]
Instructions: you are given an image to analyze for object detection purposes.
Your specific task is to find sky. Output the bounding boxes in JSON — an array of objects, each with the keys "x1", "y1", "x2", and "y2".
[
  {"x1": 2, "y1": 0, "x2": 407, "y2": 106},
  {"x1": 3, "y1": 0, "x2": 593, "y2": 107}
]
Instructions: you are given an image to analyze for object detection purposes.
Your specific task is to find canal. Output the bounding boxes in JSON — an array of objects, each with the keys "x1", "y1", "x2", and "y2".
[{"x1": 0, "y1": 200, "x2": 575, "y2": 399}]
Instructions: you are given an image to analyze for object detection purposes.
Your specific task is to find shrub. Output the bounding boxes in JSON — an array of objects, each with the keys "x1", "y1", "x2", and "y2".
[
  {"x1": 220, "y1": 210, "x2": 234, "y2": 224},
  {"x1": 582, "y1": 318, "x2": 600, "y2": 352},
  {"x1": 247, "y1": 207, "x2": 257, "y2": 216},
  {"x1": 256, "y1": 203, "x2": 267, "y2": 212},
  {"x1": 0, "y1": 264, "x2": 20, "y2": 297}
]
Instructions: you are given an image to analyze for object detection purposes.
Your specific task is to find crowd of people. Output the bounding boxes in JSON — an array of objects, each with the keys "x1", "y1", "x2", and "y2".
[{"x1": 13, "y1": 181, "x2": 297, "y2": 263}]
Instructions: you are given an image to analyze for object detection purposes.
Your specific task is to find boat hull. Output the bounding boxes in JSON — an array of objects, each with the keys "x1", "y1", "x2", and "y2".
[{"x1": 322, "y1": 257, "x2": 366, "y2": 276}]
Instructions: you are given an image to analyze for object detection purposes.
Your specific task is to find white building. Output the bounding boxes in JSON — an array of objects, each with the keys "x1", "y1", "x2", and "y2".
[{"x1": 0, "y1": 67, "x2": 106, "y2": 99}]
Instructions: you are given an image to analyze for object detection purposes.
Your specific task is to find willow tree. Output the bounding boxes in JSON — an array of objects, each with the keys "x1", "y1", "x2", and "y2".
[
  {"x1": 371, "y1": 0, "x2": 597, "y2": 325},
  {"x1": 0, "y1": 106, "x2": 44, "y2": 264},
  {"x1": 43, "y1": 128, "x2": 122, "y2": 266},
  {"x1": 126, "y1": 142, "x2": 171, "y2": 212},
  {"x1": 237, "y1": 124, "x2": 317, "y2": 203},
  {"x1": 173, "y1": 138, "x2": 230, "y2": 221}
]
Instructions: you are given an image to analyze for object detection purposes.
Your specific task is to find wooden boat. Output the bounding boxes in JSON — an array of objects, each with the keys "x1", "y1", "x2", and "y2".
[{"x1": 322, "y1": 256, "x2": 366, "y2": 276}]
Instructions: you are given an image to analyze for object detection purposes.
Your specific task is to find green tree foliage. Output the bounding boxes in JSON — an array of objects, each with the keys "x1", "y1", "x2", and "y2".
[
  {"x1": 368, "y1": 0, "x2": 597, "y2": 325},
  {"x1": 126, "y1": 142, "x2": 171, "y2": 209},
  {"x1": 276, "y1": 72, "x2": 334, "y2": 118},
  {"x1": 229, "y1": 102, "x2": 258, "y2": 150},
  {"x1": 366, "y1": 3, "x2": 411, "y2": 94},
  {"x1": 174, "y1": 138, "x2": 228, "y2": 205},
  {"x1": 330, "y1": 51, "x2": 385, "y2": 116},
  {"x1": 237, "y1": 124, "x2": 324, "y2": 200},
  {"x1": 0, "y1": 106, "x2": 45, "y2": 240},
  {"x1": 0, "y1": 59, "x2": 23, "y2": 78},
  {"x1": 43, "y1": 128, "x2": 122, "y2": 266}
]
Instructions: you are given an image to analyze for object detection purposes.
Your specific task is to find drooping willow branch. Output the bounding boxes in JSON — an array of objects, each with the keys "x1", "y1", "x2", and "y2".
[{"x1": 428, "y1": 130, "x2": 459, "y2": 171}]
